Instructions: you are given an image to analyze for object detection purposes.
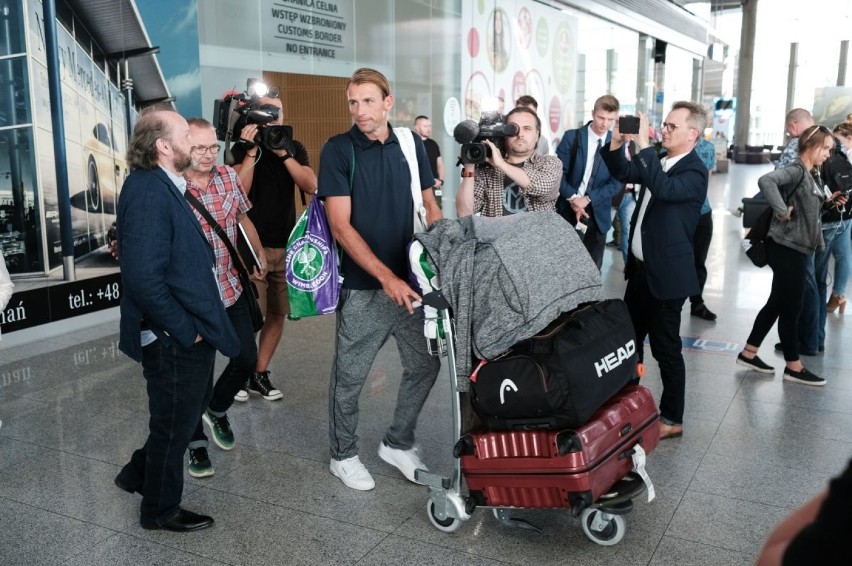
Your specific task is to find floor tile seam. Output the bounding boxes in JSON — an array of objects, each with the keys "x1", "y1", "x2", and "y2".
[
  {"x1": 654, "y1": 531, "x2": 756, "y2": 558},
  {"x1": 657, "y1": 527, "x2": 761, "y2": 560},
  {"x1": 366, "y1": 531, "x2": 527, "y2": 566},
  {"x1": 62, "y1": 530, "x2": 129, "y2": 564},
  {"x1": 729, "y1": 393, "x2": 852, "y2": 418},
  {"x1": 0, "y1": 428, "x2": 136, "y2": 464},
  {"x1": 682, "y1": 486, "x2": 797, "y2": 513},
  {"x1": 0, "y1": 399, "x2": 134, "y2": 431},
  {"x1": 190, "y1": 483, "x2": 405, "y2": 535},
  {"x1": 698, "y1": 446, "x2": 847, "y2": 479},
  {"x1": 0, "y1": 492, "x2": 127, "y2": 535},
  {"x1": 111, "y1": 529, "x2": 244, "y2": 566}
]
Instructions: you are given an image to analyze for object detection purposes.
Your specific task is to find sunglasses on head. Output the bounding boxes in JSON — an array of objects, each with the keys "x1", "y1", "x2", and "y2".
[{"x1": 801, "y1": 125, "x2": 829, "y2": 145}]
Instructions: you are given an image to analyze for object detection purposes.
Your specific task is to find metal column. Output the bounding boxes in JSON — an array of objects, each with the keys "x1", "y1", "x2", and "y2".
[
  {"x1": 734, "y1": 0, "x2": 757, "y2": 153},
  {"x1": 43, "y1": 0, "x2": 75, "y2": 280}
]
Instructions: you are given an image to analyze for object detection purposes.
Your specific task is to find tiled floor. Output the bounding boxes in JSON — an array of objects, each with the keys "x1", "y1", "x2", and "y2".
[{"x1": 2, "y1": 160, "x2": 851, "y2": 565}]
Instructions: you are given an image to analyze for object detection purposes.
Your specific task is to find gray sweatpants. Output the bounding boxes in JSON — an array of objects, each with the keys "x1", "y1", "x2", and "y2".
[{"x1": 329, "y1": 289, "x2": 441, "y2": 460}]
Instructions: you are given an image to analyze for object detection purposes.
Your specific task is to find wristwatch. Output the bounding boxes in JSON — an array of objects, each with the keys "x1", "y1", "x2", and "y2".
[
  {"x1": 280, "y1": 152, "x2": 292, "y2": 163},
  {"x1": 461, "y1": 170, "x2": 475, "y2": 178}
]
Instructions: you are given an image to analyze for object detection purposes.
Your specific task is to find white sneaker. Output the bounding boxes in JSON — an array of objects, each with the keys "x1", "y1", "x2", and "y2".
[
  {"x1": 330, "y1": 456, "x2": 375, "y2": 491},
  {"x1": 378, "y1": 442, "x2": 427, "y2": 484},
  {"x1": 233, "y1": 388, "x2": 248, "y2": 402}
]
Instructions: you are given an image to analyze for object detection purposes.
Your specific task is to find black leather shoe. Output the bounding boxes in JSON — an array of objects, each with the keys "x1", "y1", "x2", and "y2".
[
  {"x1": 690, "y1": 302, "x2": 717, "y2": 321},
  {"x1": 774, "y1": 342, "x2": 817, "y2": 356},
  {"x1": 141, "y1": 508, "x2": 214, "y2": 532}
]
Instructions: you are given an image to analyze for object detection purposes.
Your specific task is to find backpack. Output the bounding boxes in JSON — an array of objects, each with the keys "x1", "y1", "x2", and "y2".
[{"x1": 821, "y1": 147, "x2": 852, "y2": 223}]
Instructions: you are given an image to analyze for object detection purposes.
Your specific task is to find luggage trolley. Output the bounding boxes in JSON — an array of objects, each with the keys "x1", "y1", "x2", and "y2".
[{"x1": 413, "y1": 290, "x2": 657, "y2": 546}]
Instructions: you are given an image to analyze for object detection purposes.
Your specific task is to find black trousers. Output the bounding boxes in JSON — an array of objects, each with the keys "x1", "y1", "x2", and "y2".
[
  {"x1": 690, "y1": 211, "x2": 713, "y2": 304},
  {"x1": 746, "y1": 240, "x2": 808, "y2": 361},
  {"x1": 560, "y1": 199, "x2": 606, "y2": 269},
  {"x1": 624, "y1": 261, "x2": 687, "y2": 424},
  {"x1": 190, "y1": 291, "x2": 258, "y2": 447},
  {"x1": 116, "y1": 338, "x2": 216, "y2": 526},
  {"x1": 581, "y1": 205, "x2": 607, "y2": 270}
]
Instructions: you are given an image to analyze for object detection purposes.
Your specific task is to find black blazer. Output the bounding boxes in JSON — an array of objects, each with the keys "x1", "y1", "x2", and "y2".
[
  {"x1": 117, "y1": 167, "x2": 239, "y2": 362},
  {"x1": 602, "y1": 145, "x2": 707, "y2": 300}
]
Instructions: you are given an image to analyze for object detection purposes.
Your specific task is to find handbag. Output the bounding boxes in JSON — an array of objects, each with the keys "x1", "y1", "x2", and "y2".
[
  {"x1": 184, "y1": 191, "x2": 265, "y2": 332},
  {"x1": 744, "y1": 208, "x2": 772, "y2": 267}
]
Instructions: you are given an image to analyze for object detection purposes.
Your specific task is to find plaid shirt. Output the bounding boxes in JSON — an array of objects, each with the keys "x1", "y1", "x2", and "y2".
[
  {"x1": 472, "y1": 153, "x2": 561, "y2": 217},
  {"x1": 186, "y1": 165, "x2": 251, "y2": 308}
]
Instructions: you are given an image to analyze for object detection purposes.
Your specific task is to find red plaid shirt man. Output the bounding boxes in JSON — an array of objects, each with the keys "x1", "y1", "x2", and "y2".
[{"x1": 186, "y1": 164, "x2": 251, "y2": 308}]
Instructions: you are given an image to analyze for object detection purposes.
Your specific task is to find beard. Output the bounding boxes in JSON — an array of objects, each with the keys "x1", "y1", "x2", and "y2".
[{"x1": 173, "y1": 148, "x2": 193, "y2": 173}]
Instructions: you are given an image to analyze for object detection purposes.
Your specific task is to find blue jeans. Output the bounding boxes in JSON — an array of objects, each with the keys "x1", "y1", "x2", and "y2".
[
  {"x1": 816, "y1": 219, "x2": 852, "y2": 347},
  {"x1": 618, "y1": 192, "x2": 636, "y2": 264},
  {"x1": 797, "y1": 254, "x2": 819, "y2": 352},
  {"x1": 117, "y1": 338, "x2": 216, "y2": 527}
]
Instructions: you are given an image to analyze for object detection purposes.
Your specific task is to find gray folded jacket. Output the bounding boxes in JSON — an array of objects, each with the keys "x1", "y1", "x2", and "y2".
[{"x1": 414, "y1": 211, "x2": 602, "y2": 390}]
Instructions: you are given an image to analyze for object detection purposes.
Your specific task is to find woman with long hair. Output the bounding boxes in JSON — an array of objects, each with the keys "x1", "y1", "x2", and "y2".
[{"x1": 736, "y1": 125, "x2": 846, "y2": 386}]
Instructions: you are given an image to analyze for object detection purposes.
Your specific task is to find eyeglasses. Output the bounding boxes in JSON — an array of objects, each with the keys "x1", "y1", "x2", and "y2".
[
  {"x1": 660, "y1": 122, "x2": 681, "y2": 133},
  {"x1": 190, "y1": 144, "x2": 221, "y2": 155}
]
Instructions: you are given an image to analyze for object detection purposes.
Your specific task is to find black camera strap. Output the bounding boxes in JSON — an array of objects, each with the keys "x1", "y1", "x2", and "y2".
[{"x1": 183, "y1": 189, "x2": 254, "y2": 284}]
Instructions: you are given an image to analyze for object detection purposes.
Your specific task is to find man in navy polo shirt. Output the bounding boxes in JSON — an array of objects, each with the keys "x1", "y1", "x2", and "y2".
[{"x1": 318, "y1": 68, "x2": 443, "y2": 491}]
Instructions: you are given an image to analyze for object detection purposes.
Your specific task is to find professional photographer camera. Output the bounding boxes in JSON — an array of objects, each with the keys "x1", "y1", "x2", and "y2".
[
  {"x1": 215, "y1": 80, "x2": 297, "y2": 164},
  {"x1": 454, "y1": 111, "x2": 519, "y2": 165},
  {"x1": 221, "y1": 80, "x2": 318, "y2": 403},
  {"x1": 455, "y1": 106, "x2": 562, "y2": 218}
]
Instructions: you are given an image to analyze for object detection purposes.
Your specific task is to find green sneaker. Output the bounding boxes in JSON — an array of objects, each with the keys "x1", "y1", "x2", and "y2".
[
  {"x1": 202, "y1": 410, "x2": 235, "y2": 451},
  {"x1": 188, "y1": 447, "x2": 214, "y2": 478}
]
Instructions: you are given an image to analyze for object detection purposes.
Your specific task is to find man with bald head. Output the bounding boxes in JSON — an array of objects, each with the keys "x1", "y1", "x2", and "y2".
[
  {"x1": 775, "y1": 108, "x2": 815, "y2": 170},
  {"x1": 114, "y1": 109, "x2": 239, "y2": 531}
]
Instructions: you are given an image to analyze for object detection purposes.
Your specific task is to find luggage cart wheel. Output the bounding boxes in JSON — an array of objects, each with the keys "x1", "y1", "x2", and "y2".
[
  {"x1": 580, "y1": 508, "x2": 626, "y2": 546},
  {"x1": 427, "y1": 499, "x2": 462, "y2": 533}
]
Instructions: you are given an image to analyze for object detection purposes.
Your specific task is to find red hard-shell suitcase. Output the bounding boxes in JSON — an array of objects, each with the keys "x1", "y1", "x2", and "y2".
[{"x1": 459, "y1": 385, "x2": 659, "y2": 510}]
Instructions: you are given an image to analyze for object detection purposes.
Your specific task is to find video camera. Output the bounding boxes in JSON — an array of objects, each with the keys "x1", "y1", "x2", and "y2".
[
  {"x1": 213, "y1": 79, "x2": 294, "y2": 164},
  {"x1": 453, "y1": 111, "x2": 519, "y2": 164}
]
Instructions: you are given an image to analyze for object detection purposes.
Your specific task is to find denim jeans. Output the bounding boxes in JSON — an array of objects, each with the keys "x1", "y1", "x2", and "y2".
[
  {"x1": 117, "y1": 338, "x2": 216, "y2": 526},
  {"x1": 815, "y1": 219, "x2": 852, "y2": 347},
  {"x1": 797, "y1": 254, "x2": 819, "y2": 352},
  {"x1": 618, "y1": 192, "x2": 636, "y2": 264},
  {"x1": 190, "y1": 291, "x2": 258, "y2": 448}
]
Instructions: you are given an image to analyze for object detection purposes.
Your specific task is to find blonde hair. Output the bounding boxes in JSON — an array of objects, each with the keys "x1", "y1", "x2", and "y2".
[{"x1": 346, "y1": 68, "x2": 390, "y2": 98}]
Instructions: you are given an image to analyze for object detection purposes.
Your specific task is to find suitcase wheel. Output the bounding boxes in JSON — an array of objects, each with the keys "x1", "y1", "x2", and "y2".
[
  {"x1": 427, "y1": 499, "x2": 463, "y2": 533},
  {"x1": 580, "y1": 508, "x2": 627, "y2": 546}
]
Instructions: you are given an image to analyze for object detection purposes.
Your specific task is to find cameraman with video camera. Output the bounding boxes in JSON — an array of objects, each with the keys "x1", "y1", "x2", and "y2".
[
  {"x1": 455, "y1": 107, "x2": 561, "y2": 217},
  {"x1": 232, "y1": 90, "x2": 317, "y2": 402}
]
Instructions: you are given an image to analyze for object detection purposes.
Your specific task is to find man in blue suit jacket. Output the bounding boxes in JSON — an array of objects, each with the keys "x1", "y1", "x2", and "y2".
[
  {"x1": 556, "y1": 95, "x2": 624, "y2": 268},
  {"x1": 601, "y1": 102, "x2": 708, "y2": 441},
  {"x1": 114, "y1": 110, "x2": 239, "y2": 532}
]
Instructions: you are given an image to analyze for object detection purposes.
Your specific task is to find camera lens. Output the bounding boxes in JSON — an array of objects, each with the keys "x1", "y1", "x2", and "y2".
[{"x1": 467, "y1": 145, "x2": 484, "y2": 162}]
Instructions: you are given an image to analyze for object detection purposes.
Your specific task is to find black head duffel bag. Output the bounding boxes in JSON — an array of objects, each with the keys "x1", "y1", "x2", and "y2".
[{"x1": 470, "y1": 299, "x2": 638, "y2": 430}]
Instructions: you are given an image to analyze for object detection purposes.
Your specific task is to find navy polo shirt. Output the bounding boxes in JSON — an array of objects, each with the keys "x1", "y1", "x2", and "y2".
[{"x1": 318, "y1": 124, "x2": 434, "y2": 290}]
